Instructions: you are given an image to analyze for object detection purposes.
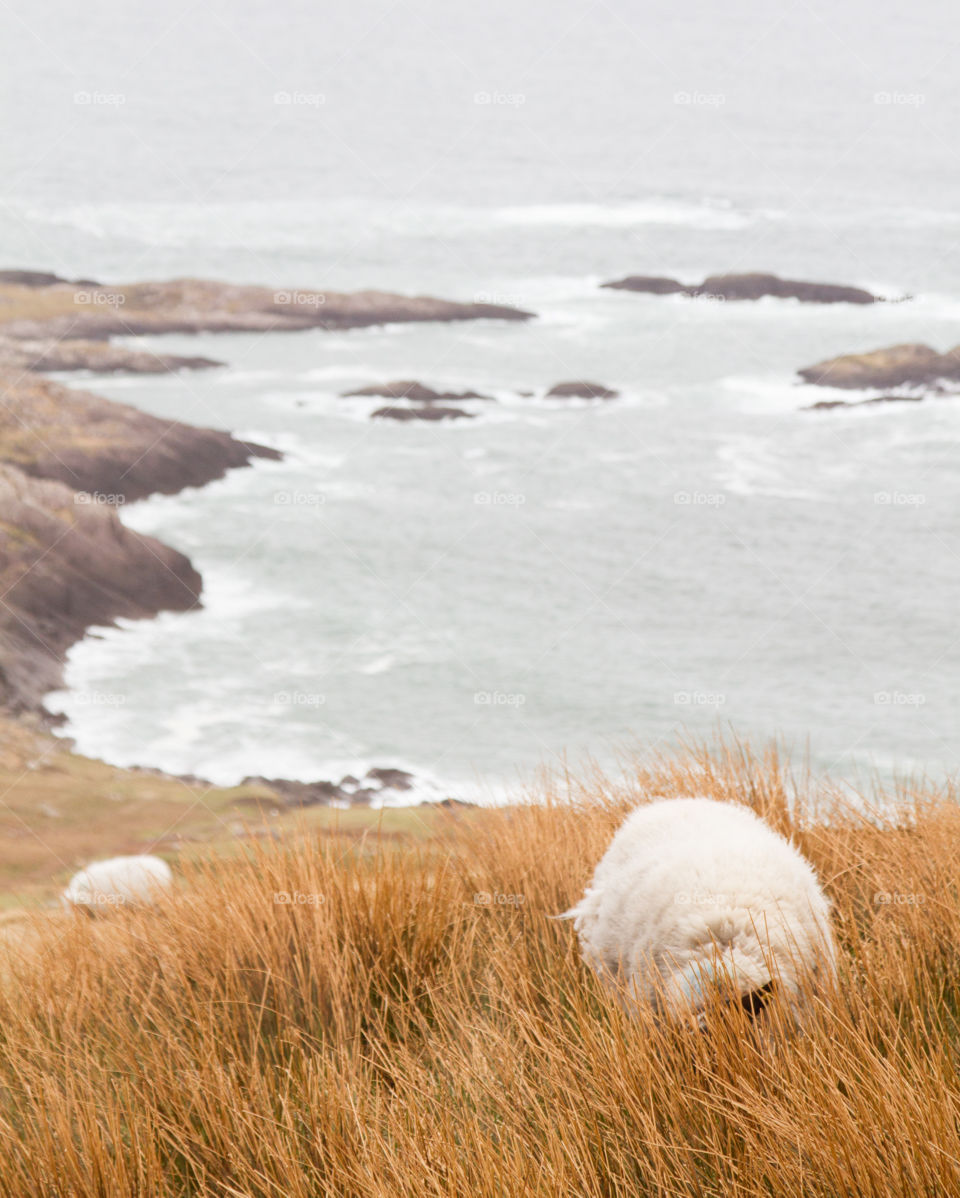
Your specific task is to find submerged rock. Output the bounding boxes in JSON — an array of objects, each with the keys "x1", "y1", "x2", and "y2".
[
  {"x1": 546, "y1": 381, "x2": 618, "y2": 400},
  {"x1": 372, "y1": 405, "x2": 474, "y2": 422},
  {"x1": 803, "y1": 394, "x2": 926, "y2": 411},
  {"x1": 798, "y1": 343, "x2": 960, "y2": 390}
]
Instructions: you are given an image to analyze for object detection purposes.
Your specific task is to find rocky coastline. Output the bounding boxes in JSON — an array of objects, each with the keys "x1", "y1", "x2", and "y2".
[{"x1": 0, "y1": 268, "x2": 514, "y2": 809}]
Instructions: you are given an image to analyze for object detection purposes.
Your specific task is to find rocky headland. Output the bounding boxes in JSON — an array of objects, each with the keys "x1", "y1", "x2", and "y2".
[
  {"x1": 0, "y1": 371, "x2": 279, "y2": 500},
  {"x1": 0, "y1": 464, "x2": 201, "y2": 714},
  {"x1": 0, "y1": 274, "x2": 534, "y2": 357},
  {"x1": 602, "y1": 271, "x2": 883, "y2": 304}
]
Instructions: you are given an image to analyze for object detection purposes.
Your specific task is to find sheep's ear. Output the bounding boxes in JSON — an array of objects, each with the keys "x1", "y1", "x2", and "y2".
[{"x1": 552, "y1": 905, "x2": 580, "y2": 921}]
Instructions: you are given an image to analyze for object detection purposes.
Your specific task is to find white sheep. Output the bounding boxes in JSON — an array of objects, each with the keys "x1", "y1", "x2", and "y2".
[
  {"x1": 62, "y1": 855, "x2": 173, "y2": 911},
  {"x1": 564, "y1": 797, "x2": 835, "y2": 1025}
]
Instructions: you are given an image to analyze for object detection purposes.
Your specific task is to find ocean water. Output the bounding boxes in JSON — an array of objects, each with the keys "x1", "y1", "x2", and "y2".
[{"x1": 3, "y1": 0, "x2": 959, "y2": 793}]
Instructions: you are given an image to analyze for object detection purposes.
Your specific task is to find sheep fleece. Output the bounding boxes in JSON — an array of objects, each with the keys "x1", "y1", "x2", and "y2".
[{"x1": 566, "y1": 798, "x2": 835, "y2": 1015}]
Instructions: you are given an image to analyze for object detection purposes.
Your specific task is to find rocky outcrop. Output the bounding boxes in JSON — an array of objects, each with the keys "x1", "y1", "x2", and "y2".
[
  {"x1": 0, "y1": 372, "x2": 280, "y2": 500},
  {"x1": 0, "y1": 465, "x2": 201, "y2": 713},
  {"x1": 0, "y1": 269, "x2": 100, "y2": 288},
  {"x1": 602, "y1": 271, "x2": 880, "y2": 304},
  {"x1": 343, "y1": 380, "x2": 493, "y2": 402},
  {"x1": 242, "y1": 767, "x2": 417, "y2": 808},
  {"x1": 798, "y1": 343, "x2": 960, "y2": 390},
  {"x1": 0, "y1": 337, "x2": 222, "y2": 374},
  {"x1": 601, "y1": 275, "x2": 685, "y2": 295},
  {"x1": 0, "y1": 275, "x2": 535, "y2": 344},
  {"x1": 372, "y1": 405, "x2": 474, "y2": 422},
  {"x1": 546, "y1": 381, "x2": 618, "y2": 399}
]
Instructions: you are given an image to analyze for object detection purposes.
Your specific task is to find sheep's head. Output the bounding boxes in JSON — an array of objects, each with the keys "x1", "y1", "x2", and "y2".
[{"x1": 659, "y1": 950, "x2": 774, "y2": 1027}]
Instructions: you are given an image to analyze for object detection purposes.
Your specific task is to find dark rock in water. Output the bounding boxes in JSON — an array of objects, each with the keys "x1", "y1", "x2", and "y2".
[
  {"x1": 693, "y1": 273, "x2": 877, "y2": 304},
  {"x1": 0, "y1": 269, "x2": 101, "y2": 288},
  {"x1": 803, "y1": 393, "x2": 926, "y2": 411},
  {"x1": 343, "y1": 380, "x2": 493, "y2": 402},
  {"x1": 546, "y1": 381, "x2": 618, "y2": 400},
  {"x1": 798, "y1": 343, "x2": 960, "y2": 390},
  {"x1": 601, "y1": 271, "x2": 879, "y2": 304},
  {"x1": 601, "y1": 275, "x2": 686, "y2": 294},
  {"x1": 366, "y1": 767, "x2": 414, "y2": 791},
  {"x1": 372, "y1": 404, "x2": 474, "y2": 422}
]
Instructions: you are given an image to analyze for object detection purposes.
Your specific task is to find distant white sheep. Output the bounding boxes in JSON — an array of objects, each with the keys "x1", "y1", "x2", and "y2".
[
  {"x1": 564, "y1": 798, "x2": 835, "y2": 1025},
  {"x1": 63, "y1": 855, "x2": 173, "y2": 910}
]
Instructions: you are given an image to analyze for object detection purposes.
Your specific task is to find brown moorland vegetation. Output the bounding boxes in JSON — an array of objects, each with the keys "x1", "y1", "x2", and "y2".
[{"x1": 0, "y1": 739, "x2": 958, "y2": 1196}]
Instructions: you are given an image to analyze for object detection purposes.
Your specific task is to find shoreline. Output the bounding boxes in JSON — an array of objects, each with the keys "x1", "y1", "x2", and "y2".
[{"x1": 0, "y1": 269, "x2": 530, "y2": 816}]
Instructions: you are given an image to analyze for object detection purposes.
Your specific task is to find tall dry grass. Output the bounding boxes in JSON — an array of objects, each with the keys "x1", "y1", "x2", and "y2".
[{"x1": 1, "y1": 740, "x2": 959, "y2": 1196}]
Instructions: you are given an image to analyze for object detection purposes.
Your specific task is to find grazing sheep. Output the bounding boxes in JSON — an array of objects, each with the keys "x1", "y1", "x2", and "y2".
[
  {"x1": 564, "y1": 798, "x2": 835, "y2": 1025},
  {"x1": 63, "y1": 855, "x2": 173, "y2": 911}
]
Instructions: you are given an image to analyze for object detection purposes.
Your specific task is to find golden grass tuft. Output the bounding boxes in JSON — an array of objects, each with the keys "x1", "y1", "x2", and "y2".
[{"x1": 1, "y1": 740, "x2": 959, "y2": 1195}]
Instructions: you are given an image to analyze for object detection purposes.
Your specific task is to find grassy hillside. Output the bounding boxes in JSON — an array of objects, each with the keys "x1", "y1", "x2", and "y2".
[
  {"x1": 0, "y1": 717, "x2": 447, "y2": 910},
  {"x1": 0, "y1": 740, "x2": 958, "y2": 1195}
]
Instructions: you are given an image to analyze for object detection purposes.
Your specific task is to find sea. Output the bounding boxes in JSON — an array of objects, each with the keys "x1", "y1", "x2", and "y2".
[{"x1": 2, "y1": 0, "x2": 959, "y2": 797}]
